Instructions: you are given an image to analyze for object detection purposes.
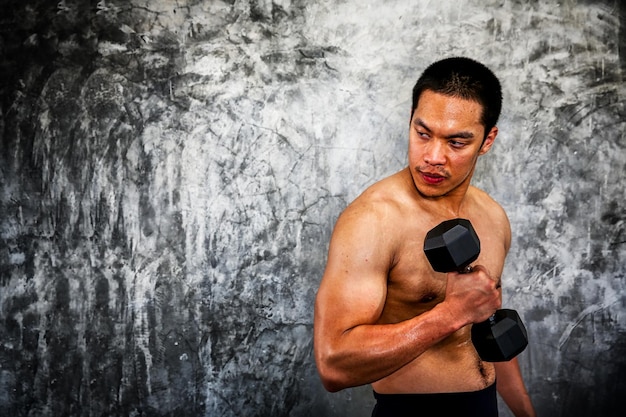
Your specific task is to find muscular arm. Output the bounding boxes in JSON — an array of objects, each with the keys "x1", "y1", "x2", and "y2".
[
  {"x1": 488, "y1": 204, "x2": 536, "y2": 416},
  {"x1": 314, "y1": 284, "x2": 464, "y2": 392},
  {"x1": 313, "y1": 201, "x2": 499, "y2": 392},
  {"x1": 495, "y1": 359, "x2": 536, "y2": 417}
]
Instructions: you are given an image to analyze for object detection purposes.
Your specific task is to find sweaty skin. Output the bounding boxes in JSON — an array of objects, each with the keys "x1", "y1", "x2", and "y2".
[{"x1": 314, "y1": 91, "x2": 535, "y2": 416}]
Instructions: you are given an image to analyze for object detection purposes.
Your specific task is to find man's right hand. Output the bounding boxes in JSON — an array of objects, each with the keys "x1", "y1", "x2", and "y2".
[{"x1": 443, "y1": 264, "x2": 501, "y2": 325}]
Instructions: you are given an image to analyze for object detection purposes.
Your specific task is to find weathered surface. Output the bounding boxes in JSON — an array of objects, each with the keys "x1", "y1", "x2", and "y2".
[{"x1": 0, "y1": 1, "x2": 624, "y2": 416}]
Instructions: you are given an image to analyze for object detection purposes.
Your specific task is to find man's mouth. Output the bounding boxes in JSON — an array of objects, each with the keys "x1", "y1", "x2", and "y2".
[{"x1": 420, "y1": 171, "x2": 446, "y2": 185}]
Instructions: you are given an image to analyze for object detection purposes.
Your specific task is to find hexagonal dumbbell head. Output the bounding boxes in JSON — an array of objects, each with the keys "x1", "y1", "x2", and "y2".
[
  {"x1": 424, "y1": 218, "x2": 480, "y2": 273},
  {"x1": 471, "y1": 309, "x2": 529, "y2": 362}
]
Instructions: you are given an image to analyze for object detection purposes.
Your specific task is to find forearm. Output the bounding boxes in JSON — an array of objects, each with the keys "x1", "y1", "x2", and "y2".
[
  {"x1": 315, "y1": 302, "x2": 464, "y2": 392},
  {"x1": 494, "y1": 359, "x2": 536, "y2": 417}
]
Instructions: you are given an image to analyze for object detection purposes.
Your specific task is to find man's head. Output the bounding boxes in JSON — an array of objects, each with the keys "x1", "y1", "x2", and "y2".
[{"x1": 410, "y1": 57, "x2": 502, "y2": 136}]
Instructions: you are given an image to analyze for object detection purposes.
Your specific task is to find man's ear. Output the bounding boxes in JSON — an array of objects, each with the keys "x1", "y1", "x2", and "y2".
[{"x1": 479, "y1": 126, "x2": 498, "y2": 155}]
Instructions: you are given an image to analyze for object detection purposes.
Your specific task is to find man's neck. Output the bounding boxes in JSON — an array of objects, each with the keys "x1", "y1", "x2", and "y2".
[{"x1": 404, "y1": 167, "x2": 473, "y2": 217}]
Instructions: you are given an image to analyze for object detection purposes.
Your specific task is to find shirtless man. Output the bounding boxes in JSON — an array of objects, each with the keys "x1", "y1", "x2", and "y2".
[{"x1": 314, "y1": 58, "x2": 536, "y2": 416}]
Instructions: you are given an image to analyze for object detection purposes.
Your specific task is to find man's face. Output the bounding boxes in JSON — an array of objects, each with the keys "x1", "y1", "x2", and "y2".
[{"x1": 408, "y1": 90, "x2": 497, "y2": 198}]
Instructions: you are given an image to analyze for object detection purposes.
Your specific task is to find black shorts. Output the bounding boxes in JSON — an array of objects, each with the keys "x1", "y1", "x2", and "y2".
[{"x1": 371, "y1": 383, "x2": 498, "y2": 417}]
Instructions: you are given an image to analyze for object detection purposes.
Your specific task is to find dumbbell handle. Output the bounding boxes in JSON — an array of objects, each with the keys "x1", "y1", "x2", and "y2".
[
  {"x1": 459, "y1": 264, "x2": 498, "y2": 324},
  {"x1": 461, "y1": 259, "x2": 528, "y2": 362}
]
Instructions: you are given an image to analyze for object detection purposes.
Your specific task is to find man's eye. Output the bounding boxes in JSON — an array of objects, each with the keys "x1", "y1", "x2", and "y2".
[{"x1": 450, "y1": 140, "x2": 465, "y2": 148}]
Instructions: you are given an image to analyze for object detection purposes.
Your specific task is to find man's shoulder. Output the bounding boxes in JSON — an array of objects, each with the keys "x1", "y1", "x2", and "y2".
[
  {"x1": 467, "y1": 186, "x2": 511, "y2": 246},
  {"x1": 348, "y1": 171, "x2": 411, "y2": 213},
  {"x1": 468, "y1": 186, "x2": 507, "y2": 215},
  {"x1": 335, "y1": 171, "x2": 414, "y2": 231}
]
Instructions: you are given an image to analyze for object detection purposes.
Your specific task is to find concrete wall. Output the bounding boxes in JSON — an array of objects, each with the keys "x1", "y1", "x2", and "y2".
[{"x1": 1, "y1": 0, "x2": 624, "y2": 416}]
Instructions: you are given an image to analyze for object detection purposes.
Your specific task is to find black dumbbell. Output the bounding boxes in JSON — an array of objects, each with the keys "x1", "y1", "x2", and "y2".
[{"x1": 423, "y1": 218, "x2": 528, "y2": 362}]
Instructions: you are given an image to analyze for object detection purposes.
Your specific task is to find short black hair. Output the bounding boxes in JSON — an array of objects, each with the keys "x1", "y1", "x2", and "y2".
[{"x1": 411, "y1": 57, "x2": 502, "y2": 134}]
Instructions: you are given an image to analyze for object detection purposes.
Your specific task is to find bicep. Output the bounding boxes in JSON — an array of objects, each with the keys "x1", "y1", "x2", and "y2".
[{"x1": 315, "y1": 210, "x2": 392, "y2": 336}]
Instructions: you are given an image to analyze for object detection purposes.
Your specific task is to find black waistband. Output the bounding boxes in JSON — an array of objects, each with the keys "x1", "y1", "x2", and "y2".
[{"x1": 372, "y1": 383, "x2": 498, "y2": 417}]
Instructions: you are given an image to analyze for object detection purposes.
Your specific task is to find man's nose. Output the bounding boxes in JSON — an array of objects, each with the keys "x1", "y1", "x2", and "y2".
[{"x1": 424, "y1": 140, "x2": 446, "y2": 165}]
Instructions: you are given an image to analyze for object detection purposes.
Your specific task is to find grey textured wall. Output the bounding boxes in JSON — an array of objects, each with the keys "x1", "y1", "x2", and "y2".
[{"x1": 1, "y1": 0, "x2": 624, "y2": 416}]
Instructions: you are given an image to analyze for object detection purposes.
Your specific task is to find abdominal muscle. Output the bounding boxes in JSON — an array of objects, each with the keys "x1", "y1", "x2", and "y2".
[{"x1": 371, "y1": 327, "x2": 496, "y2": 394}]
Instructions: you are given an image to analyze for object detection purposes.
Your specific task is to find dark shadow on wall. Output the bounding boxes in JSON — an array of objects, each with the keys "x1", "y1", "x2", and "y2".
[{"x1": 558, "y1": 306, "x2": 626, "y2": 417}]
